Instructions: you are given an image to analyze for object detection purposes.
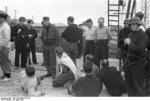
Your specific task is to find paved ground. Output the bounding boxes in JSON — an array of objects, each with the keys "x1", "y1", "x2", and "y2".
[{"x1": 0, "y1": 51, "x2": 127, "y2": 97}]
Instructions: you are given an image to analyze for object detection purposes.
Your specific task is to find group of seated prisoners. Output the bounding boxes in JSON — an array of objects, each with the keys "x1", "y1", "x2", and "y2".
[{"x1": 21, "y1": 47, "x2": 126, "y2": 97}]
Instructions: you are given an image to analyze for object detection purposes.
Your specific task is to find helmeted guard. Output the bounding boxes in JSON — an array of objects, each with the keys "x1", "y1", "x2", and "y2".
[{"x1": 124, "y1": 17, "x2": 148, "y2": 96}]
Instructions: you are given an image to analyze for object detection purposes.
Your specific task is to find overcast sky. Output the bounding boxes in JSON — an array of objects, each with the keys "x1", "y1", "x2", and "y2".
[{"x1": 0, "y1": 0, "x2": 109, "y2": 25}]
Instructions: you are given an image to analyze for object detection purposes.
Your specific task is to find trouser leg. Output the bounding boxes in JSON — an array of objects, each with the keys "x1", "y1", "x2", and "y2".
[
  {"x1": 125, "y1": 63, "x2": 146, "y2": 96},
  {"x1": 94, "y1": 43, "x2": 101, "y2": 68},
  {"x1": 31, "y1": 45, "x2": 37, "y2": 63},
  {"x1": 124, "y1": 66, "x2": 135, "y2": 96},
  {"x1": 66, "y1": 42, "x2": 77, "y2": 64},
  {"x1": 42, "y1": 46, "x2": 46, "y2": 65},
  {"x1": 131, "y1": 64, "x2": 145, "y2": 96},
  {"x1": 21, "y1": 47, "x2": 28, "y2": 67},
  {"x1": 84, "y1": 41, "x2": 95, "y2": 62},
  {"x1": 0, "y1": 48, "x2": 11, "y2": 78},
  {"x1": 15, "y1": 47, "x2": 21, "y2": 66},
  {"x1": 44, "y1": 47, "x2": 51, "y2": 75},
  {"x1": 145, "y1": 77, "x2": 150, "y2": 95},
  {"x1": 53, "y1": 71, "x2": 75, "y2": 87},
  {"x1": 49, "y1": 47, "x2": 56, "y2": 77}
]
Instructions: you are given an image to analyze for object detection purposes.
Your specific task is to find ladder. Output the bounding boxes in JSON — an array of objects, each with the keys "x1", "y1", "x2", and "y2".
[
  {"x1": 108, "y1": 0, "x2": 121, "y2": 68},
  {"x1": 108, "y1": 0, "x2": 120, "y2": 58},
  {"x1": 108, "y1": 0, "x2": 136, "y2": 71},
  {"x1": 108, "y1": 0, "x2": 120, "y2": 31}
]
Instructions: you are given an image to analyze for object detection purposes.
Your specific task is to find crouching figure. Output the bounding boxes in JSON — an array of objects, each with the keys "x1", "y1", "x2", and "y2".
[{"x1": 53, "y1": 47, "x2": 77, "y2": 87}]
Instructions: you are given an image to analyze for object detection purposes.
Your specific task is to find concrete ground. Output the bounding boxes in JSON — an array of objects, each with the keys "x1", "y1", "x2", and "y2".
[{"x1": 0, "y1": 51, "x2": 127, "y2": 97}]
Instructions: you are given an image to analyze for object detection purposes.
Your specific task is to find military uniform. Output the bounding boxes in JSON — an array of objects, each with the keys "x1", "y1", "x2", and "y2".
[
  {"x1": 145, "y1": 28, "x2": 150, "y2": 95},
  {"x1": 124, "y1": 17, "x2": 148, "y2": 96},
  {"x1": 28, "y1": 28, "x2": 38, "y2": 64},
  {"x1": 41, "y1": 24, "x2": 60, "y2": 77},
  {"x1": 12, "y1": 23, "x2": 29, "y2": 67}
]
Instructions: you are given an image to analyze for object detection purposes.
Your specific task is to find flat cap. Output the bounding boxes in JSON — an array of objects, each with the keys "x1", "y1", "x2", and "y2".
[{"x1": 19, "y1": 17, "x2": 26, "y2": 21}]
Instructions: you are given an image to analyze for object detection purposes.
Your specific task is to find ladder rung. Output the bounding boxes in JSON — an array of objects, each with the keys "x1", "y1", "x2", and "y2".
[
  {"x1": 109, "y1": 4, "x2": 119, "y2": 6},
  {"x1": 109, "y1": 25, "x2": 119, "y2": 26},
  {"x1": 109, "y1": 25, "x2": 119, "y2": 27},
  {"x1": 109, "y1": 15, "x2": 119, "y2": 17},
  {"x1": 109, "y1": 10, "x2": 119, "y2": 12},
  {"x1": 109, "y1": 20, "x2": 119, "y2": 22}
]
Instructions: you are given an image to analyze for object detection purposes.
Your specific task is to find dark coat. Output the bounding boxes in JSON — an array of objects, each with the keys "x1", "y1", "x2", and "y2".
[
  {"x1": 11, "y1": 24, "x2": 29, "y2": 48},
  {"x1": 28, "y1": 28, "x2": 38, "y2": 46},
  {"x1": 98, "y1": 67, "x2": 126, "y2": 96},
  {"x1": 61, "y1": 24, "x2": 82, "y2": 43},
  {"x1": 41, "y1": 24, "x2": 60, "y2": 46},
  {"x1": 118, "y1": 27, "x2": 131, "y2": 50},
  {"x1": 127, "y1": 29, "x2": 148, "y2": 60}
]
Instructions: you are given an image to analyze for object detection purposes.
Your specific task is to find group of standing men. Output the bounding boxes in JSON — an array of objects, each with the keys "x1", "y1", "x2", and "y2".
[
  {"x1": 82, "y1": 17, "x2": 112, "y2": 68},
  {"x1": 11, "y1": 17, "x2": 38, "y2": 68},
  {"x1": 0, "y1": 14, "x2": 38, "y2": 81},
  {"x1": 41, "y1": 16, "x2": 113, "y2": 79}
]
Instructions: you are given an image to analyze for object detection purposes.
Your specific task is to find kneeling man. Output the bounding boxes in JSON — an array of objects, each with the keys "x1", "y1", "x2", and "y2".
[{"x1": 53, "y1": 47, "x2": 77, "y2": 87}]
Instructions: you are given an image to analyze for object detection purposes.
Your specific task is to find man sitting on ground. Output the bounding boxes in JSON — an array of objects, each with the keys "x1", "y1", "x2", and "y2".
[
  {"x1": 53, "y1": 47, "x2": 77, "y2": 87},
  {"x1": 20, "y1": 66, "x2": 45, "y2": 96},
  {"x1": 67, "y1": 61, "x2": 102, "y2": 96},
  {"x1": 85, "y1": 54, "x2": 100, "y2": 77},
  {"x1": 98, "y1": 60, "x2": 126, "y2": 96}
]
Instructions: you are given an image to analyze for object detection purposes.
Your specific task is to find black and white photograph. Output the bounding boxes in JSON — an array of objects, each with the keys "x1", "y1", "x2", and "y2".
[{"x1": 0, "y1": 0, "x2": 150, "y2": 99}]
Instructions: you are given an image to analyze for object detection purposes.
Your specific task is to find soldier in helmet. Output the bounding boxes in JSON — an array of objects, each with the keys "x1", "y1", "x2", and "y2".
[
  {"x1": 124, "y1": 17, "x2": 148, "y2": 96},
  {"x1": 118, "y1": 19, "x2": 131, "y2": 65},
  {"x1": 12, "y1": 17, "x2": 30, "y2": 68}
]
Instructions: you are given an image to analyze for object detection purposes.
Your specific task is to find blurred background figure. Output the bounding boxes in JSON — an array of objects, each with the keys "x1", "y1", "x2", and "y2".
[
  {"x1": 13, "y1": 17, "x2": 29, "y2": 68},
  {"x1": 26, "y1": 19, "x2": 38, "y2": 65},
  {"x1": 0, "y1": 10, "x2": 11, "y2": 81},
  {"x1": 94, "y1": 17, "x2": 112, "y2": 68},
  {"x1": 41, "y1": 16, "x2": 60, "y2": 78},
  {"x1": 135, "y1": 11, "x2": 146, "y2": 32},
  {"x1": 118, "y1": 19, "x2": 131, "y2": 68},
  {"x1": 83, "y1": 19, "x2": 96, "y2": 62},
  {"x1": 61, "y1": 16, "x2": 82, "y2": 64}
]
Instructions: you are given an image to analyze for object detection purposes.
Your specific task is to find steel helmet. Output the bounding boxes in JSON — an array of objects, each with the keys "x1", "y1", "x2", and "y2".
[
  {"x1": 123, "y1": 19, "x2": 130, "y2": 24},
  {"x1": 129, "y1": 17, "x2": 142, "y2": 25}
]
